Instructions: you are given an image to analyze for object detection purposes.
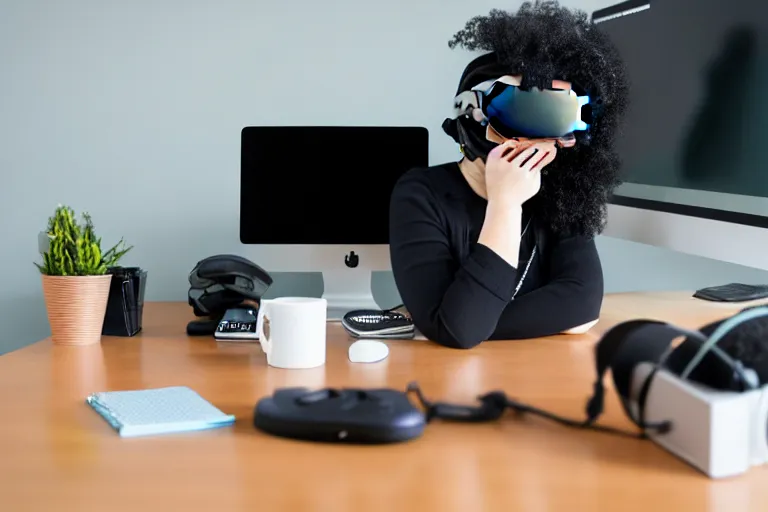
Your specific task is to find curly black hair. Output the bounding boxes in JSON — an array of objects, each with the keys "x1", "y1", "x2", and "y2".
[{"x1": 447, "y1": 1, "x2": 630, "y2": 237}]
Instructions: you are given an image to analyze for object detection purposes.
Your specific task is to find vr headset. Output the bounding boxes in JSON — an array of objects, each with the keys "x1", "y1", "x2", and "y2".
[
  {"x1": 446, "y1": 75, "x2": 603, "y2": 160},
  {"x1": 584, "y1": 306, "x2": 766, "y2": 429}
]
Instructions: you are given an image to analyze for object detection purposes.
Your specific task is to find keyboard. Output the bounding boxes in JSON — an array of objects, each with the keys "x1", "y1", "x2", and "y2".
[{"x1": 693, "y1": 283, "x2": 768, "y2": 303}]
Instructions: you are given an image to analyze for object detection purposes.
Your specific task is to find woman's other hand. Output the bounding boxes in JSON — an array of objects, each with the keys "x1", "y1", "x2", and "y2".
[{"x1": 484, "y1": 140, "x2": 557, "y2": 207}]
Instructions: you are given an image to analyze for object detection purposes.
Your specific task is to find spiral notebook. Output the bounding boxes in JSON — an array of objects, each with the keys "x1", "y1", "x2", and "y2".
[{"x1": 86, "y1": 386, "x2": 235, "y2": 437}]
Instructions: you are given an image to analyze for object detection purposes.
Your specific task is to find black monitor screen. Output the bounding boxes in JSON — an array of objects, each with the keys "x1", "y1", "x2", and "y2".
[
  {"x1": 596, "y1": 0, "x2": 768, "y2": 198},
  {"x1": 240, "y1": 126, "x2": 429, "y2": 244}
]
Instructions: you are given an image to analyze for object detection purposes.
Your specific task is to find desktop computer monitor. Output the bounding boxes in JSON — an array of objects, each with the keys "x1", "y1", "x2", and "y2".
[
  {"x1": 240, "y1": 126, "x2": 429, "y2": 319},
  {"x1": 593, "y1": 0, "x2": 768, "y2": 271}
]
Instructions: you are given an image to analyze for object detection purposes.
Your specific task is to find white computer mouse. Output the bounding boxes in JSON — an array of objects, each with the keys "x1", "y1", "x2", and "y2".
[{"x1": 348, "y1": 339, "x2": 389, "y2": 363}]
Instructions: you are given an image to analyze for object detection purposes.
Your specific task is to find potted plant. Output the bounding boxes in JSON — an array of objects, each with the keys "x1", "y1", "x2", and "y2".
[{"x1": 35, "y1": 205, "x2": 132, "y2": 346}]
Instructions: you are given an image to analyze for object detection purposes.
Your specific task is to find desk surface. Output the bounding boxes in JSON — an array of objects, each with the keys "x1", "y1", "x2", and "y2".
[{"x1": 0, "y1": 292, "x2": 766, "y2": 511}]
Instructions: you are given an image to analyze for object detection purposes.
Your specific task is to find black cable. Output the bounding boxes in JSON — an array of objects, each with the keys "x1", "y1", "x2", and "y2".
[
  {"x1": 406, "y1": 381, "x2": 668, "y2": 439},
  {"x1": 503, "y1": 394, "x2": 647, "y2": 438}
]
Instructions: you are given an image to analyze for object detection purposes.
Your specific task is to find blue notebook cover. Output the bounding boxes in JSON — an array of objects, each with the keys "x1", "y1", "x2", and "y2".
[{"x1": 86, "y1": 386, "x2": 236, "y2": 437}]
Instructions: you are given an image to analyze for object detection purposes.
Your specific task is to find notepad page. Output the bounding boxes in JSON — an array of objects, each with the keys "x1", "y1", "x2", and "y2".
[{"x1": 86, "y1": 386, "x2": 235, "y2": 437}]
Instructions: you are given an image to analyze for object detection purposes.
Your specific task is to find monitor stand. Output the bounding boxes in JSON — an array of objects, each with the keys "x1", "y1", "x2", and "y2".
[{"x1": 321, "y1": 269, "x2": 379, "y2": 322}]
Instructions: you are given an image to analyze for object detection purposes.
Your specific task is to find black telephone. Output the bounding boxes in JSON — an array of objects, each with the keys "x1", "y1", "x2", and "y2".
[
  {"x1": 253, "y1": 387, "x2": 427, "y2": 444},
  {"x1": 186, "y1": 254, "x2": 274, "y2": 336}
]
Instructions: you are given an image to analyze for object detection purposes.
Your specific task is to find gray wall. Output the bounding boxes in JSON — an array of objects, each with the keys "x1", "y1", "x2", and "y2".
[{"x1": 2, "y1": 0, "x2": 767, "y2": 355}]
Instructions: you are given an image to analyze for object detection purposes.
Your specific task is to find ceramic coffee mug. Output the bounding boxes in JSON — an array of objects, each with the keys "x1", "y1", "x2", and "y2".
[{"x1": 257, "y1": 297, "x2": 327, "y2": 369}]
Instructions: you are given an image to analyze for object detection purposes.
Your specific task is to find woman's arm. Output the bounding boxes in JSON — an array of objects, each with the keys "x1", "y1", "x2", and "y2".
[
  {"x1": 477, "y1": 201, "x2": 523, "y2": 265},
  {"x1": 389, "y1": 172, "x2": 522, "y2": 349},
  {"x1": 489, "y1": 233, "x2": 604, "y2": 339}
]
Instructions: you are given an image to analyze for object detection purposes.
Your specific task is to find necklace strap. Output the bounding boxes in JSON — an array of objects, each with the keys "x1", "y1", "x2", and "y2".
[{"x1": 512, "y1": 245, "x2": 536, "y2": 299}]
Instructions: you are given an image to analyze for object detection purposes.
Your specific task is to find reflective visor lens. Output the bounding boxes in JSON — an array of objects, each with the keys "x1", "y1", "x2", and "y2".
[{"x1": 484, "y1": 84, "x2": 590, "y2": 139}]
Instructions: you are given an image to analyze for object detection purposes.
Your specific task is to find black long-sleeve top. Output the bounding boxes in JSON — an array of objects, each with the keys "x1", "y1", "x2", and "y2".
[{"x1": 389, "y1": 162, "x2": 604, "y2": 349}]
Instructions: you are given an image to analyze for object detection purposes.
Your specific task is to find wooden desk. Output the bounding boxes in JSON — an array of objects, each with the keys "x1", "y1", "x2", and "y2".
[{"x1": 0, "y1": 292, "x2": 766, "y2": 511}]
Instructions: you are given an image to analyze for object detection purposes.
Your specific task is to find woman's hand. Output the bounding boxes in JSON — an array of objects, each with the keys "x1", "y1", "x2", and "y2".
[{"x1": 484, "y1": 140, "x2": 557, "y2": 207}]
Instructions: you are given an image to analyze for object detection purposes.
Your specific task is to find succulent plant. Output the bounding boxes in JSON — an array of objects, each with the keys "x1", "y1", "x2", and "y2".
[{"x1": 35, "y1": 205, "x2": 132, "y2": 276}]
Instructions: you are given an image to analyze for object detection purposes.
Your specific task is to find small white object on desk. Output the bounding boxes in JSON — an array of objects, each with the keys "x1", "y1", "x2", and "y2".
[{"x1": 348, "y1": 339, "x2": 389, "y2": 363}]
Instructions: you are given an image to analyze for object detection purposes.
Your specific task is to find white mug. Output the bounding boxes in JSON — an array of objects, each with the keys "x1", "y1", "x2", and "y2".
[{"x1": 257, "y1": 297, "x2": 327, "y2": 369}]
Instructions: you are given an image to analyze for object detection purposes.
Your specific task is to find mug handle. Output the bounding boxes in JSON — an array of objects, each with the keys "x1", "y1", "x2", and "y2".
[{"x1": 257, "y1": 302, "x2": 271, "y2": 356}]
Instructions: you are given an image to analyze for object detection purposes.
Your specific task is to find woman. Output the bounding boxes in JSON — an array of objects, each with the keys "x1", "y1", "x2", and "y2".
[{"x1": 389, "y1": 1, "x2": 629, "y2": 349}]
